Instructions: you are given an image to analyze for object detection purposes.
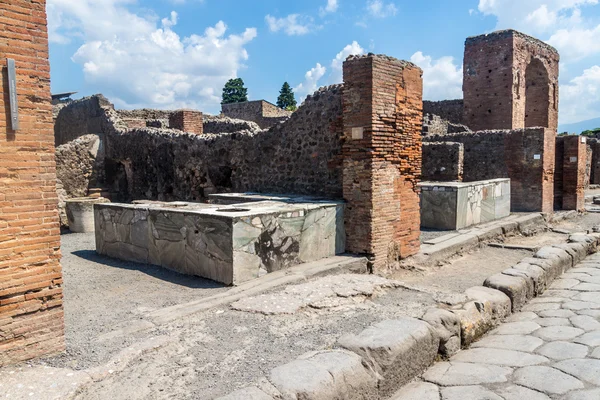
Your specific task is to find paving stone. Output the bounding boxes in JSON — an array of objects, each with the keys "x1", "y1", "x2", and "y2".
[
  {"x1": 389, "y1": 381, "x2": 439, "y2": 400},
  {"x1": 422, "y1": 362, "x2": 512, "y2": 386},
  {"x1": 538, "y1": 309, "x2": 577, "y2": 318},
  {"x1": 574, "y1": 330, "x2": 600, "y2": 346},
  {"x1": 562, "y1": 301, "x2": 600, "y2": 310},
  {"x1": 512, "y1": 366, "x2": 584, "y2": 395},
  {"x1": 534, "y1": 326, "x2": 585, "y2": 341},
  {"x1": 337, "y1": 317, "x2": 438, "y2": 396},
  {"x1": 512, "y1": 263, "x2": 548, "y2": 295},
  {"x1": 492, "y1": 321, "x2": 541, "y2": 335},
  {"x1": 505, "y1": 311, "x2": 539, "y2": 322},
  {"x1": 563, "y1": 388, "x2": 600, "y2": 400},
  {"x1": 577, "y1": 310, "x2": 600, "y2": 319},
  {"x1": 465, "y1": 286, "x2": 511, "y2": 320},
  {"x1": 451, "y1": 348, "x2": 548, "y2": 367},
  {"x1": 552, "y1": 279, "x2": 582, "y2": 289},
  {"x1": 554, "y1": 358, "x2": 600, "y2": 385},
  {"x1": 535, "y1": 341, "x2": 589, "y2": 360},
  {"x1": 529, "y1": 296, "x2": 567, "y2": 304},
  {"x1": 534, "y1": 317, "x2": 572, "y2": 327},
  {"x1": 543, "y1": 290, "x2": 578, "y2": 298},
  {"x1": 572, "y1": 275, "x2": 600, "y2": 284},
  {"x1": 570, "y1": 315, "x2": 600, "y2": 331},
  {"x1": 591, "y1": 347, "x2": 600, "y2": 359},
  {"x1": 484, "y1": 273, "x2": 530, "y2": 311},
  {"x1": 492, "y1": 384, "x2": 552, "y2": 400},
  {"x1": 522, "y1": 302, "x2": 562, "y2": 312},
  {"x1": 572, "y1": 292, "x2": 600, "y2": 303},
  {"x1": 471, "y1": 334, "x2": 544, "y2": 352},
  {"x1": 440, "y1": 385, "x2": 503, "y2": 400},
  {"x1": 572, "y1": 283, "x2": 600, "y2": 291},
  {"x1": 571, "y1": 267, "x2": 600, "y2": 275}
]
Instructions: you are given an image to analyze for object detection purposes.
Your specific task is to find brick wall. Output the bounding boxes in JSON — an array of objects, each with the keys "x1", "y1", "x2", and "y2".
[
  {"x1": 169, "y1": 110, "x2": 203, "y2": 135},
  {"x1": 342, "y1": 54, "x2": 422, "y2": 269},
  {"x1": 0, "y1": 0, "x2": 64, "y2": 365},
  {"x1": 562, "y1": 135, "x2": 586, "y2": 211},
  {"x1": 422, "y1": 142, "x2": 464, "y2": 181},
  {"x1": 590, "y1": 140, "x2": 600, "y2": 185},
  {"x1": 463, "y1": 30, "x2": 559, "y2": 132}
]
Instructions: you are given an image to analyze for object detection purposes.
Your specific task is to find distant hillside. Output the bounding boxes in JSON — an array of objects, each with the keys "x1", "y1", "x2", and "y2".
[{"x1": 559, "y1": 117, "x2": 600, "y2": 134}]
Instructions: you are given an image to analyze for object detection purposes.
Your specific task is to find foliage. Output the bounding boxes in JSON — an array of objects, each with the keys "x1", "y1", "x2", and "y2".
[
  {"x1": 581, "y1": 128, "x2": 600, "y2": 137},
  {"x1": 221, "y1": 78, "x2": 248, "y2": 104},
  {"x1": 276, "y1": 82, "x2": 297, "y2": 111}
]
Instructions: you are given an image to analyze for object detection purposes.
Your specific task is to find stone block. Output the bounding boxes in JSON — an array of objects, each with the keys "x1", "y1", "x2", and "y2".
[
  {"x1": 66, "y1": 197, "x2": 110, "y2": 233},
  {"x1": 521, "y1": 256, "x2": 563, "y2": 283},
  {"x1": 452, "y1": 301, "x2": 494, "y2": 346},
  {"x1": 465, "y1": 286, "x2": 512, "y2": 320},
  {"x1": 216, "y1": 387, "x2": 274, "y2": 400},
  {"x1": 512, "y1": 262, "x2": 548, "y2": 295},
  {"x1": 421, "y1": 308, "x2": 461, "y2": 358},
  {"x1": 502, "y1": 269, "x2": 535, "y2": 300},
  {"x1": 337, "y1": 317, "x2": 439, "y2": 396},
  {"x1": 554, "y1": 243, "x2": 588, "y2": 266},
  {"x1": 484, "y1": 273, "x2": 530, "y2": 312},
  {"x1": 268, "y1": 350, "x2": 378, "y2": 400},
  {"x1": 535, "y1": 246, "x2": 573, "y2": 272}
]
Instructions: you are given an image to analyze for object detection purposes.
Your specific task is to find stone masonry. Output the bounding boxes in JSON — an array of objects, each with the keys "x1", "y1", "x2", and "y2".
[
  {"x1": 342, "y1": 54, "x2": 423, "y2": 268},
  {"x1": 169, "y1": 110, "x2": 203, "y2": 135},
  {"x1": 0, "y1": 0, "x2": 64, "y2": 364},
  {"x1": 463, "y1": 30, "x2": 559, "y2": 132},
  {"x1": 562, "y1": 135, "x2": 586, "y2": 211},
  {"x1": 221, "y1": 100, "x2": 292, "y2": 129},
  {"x1": 422, "y1": 142, "x2": 464, "y2": 181}
]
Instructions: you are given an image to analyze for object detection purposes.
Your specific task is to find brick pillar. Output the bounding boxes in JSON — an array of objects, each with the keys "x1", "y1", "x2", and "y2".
[
  {"x1": 562, "y1": 135, "x2": 586, "y2": 211},
  {"x1": 169, "y1": 110, "x2": 203, "y2": 134},
  {"x1": 0, "y1": 0, "x2": 64, "y2": 364},
  {"x1": 504, "y1": 128, "x2": 555, "y2": 213},
  {"x1": 342, "y1": 54, "x2": 423, "y2": 269}
]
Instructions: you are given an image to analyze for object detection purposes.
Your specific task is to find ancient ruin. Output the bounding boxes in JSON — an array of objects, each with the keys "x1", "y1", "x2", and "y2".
[{"x1": 3, "y1": 3, "x2": 600, "y2": 400}]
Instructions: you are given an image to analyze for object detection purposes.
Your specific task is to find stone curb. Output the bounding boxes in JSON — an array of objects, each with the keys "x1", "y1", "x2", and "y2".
[{"x1": 217, "y1": 232, "x2": 600, "y2": 400}]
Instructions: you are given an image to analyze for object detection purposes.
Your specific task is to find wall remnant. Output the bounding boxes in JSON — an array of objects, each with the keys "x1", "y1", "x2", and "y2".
[
  {"x1": 463, "y1": 30, "x2": 559, "y2": 132},
  {"x1": 342, "y1": 54, "x2": 423, "y2": 268},
  {"x1": 422, "y1": 142, "x2": 464, "y2": 181},
  {"x1": 423, "y1": 100, "x2": 464, "y2": 125},
  {"x1": 221, "y1": 100, "x2": 292, "y2": 129},
  {"x1": 169, "y1": 110, "x2": 203, "y2": 135},
  {"x1": 0, "y1": 0, "x2": 64, "y2": 364},
  {"x1": 562, "y1": 136, "x2": 586, "y2": 211}
]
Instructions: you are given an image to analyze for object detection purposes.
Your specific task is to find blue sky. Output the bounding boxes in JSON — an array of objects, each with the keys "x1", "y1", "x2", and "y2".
[{"x1": 47, "y1": 0, "x2": 600, "y2": 125}]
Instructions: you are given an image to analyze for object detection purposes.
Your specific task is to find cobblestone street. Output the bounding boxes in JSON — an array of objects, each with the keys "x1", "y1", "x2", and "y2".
[{"x1": 393, "y1": 252, "x2": 600, "y2": 400}]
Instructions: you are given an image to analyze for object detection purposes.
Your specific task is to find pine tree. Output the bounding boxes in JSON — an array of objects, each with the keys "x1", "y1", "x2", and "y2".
[
  {"x1": 276, "y1": 82, "x2": 297, "y2": 111},
  {"x1": 221, "y1": 78, "x2": 248, "y2": 104}
]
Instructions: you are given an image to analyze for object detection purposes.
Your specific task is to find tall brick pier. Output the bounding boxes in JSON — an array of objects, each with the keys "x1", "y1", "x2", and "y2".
[{"x1": 342, "y1": 54, "x2": 423, "y2": 269}]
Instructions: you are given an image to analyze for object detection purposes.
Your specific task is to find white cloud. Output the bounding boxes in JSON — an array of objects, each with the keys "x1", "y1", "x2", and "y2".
[
  {"x1": 560, "y1": 65, "x2": 600, "y2": 123},
  {"x1": 319, "y1": 0, "x2": 339, "y2": 16},
  {"x1": 330, "y1": 41, "x2": 365, "y2": 84},
  {"x1": 410, "y1": 52, "x2": 463, "y2": 100},
  {"x1": 548, "y1": 25, "x2": 600, "y2": 61},
  {"x1": 48, "y1": 0, "x2": 257, "y2": 112},
  {"x1": 294, "y1": 63, "x2": 327, "y2": 99},
  {"x1": 366, "y1": 0, "x2": 397, "y2": 18},
  {"x1": 294, "y1": 41, "x2": 365, "y2": 102},
  {"x1": 265, "y1": 14, "x2": 314, "y2": 35}
]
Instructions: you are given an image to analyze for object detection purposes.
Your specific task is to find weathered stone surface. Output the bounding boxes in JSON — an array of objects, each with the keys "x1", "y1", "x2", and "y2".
[
  {"x1": 536, "y1": 246, "x2": 574, "y2": 271},
  {"x1": 452, "y1": 301, "x2": 493, "y2": 346},
  {"x1": 534, "y1": 317, "x2": 572, "y2": 327},
  {"x1": 539, "y1": 309, "x2": 577, "y2": 318},
  {"x1": 492, "y1": 321, "x2": 541, "y2": 335},
  {"x1": 574, "y1": 331, "x2": 600, "y2": 346},
  {"x1": 554, "y1": 358, "x2": 600, "y2": 385},
  {"x1": 563, "y1": 389, "x2": 600, "y2": 400},
  {"x1": 512, "y1": 366, "x2": 584, "y2": 395},
  {"x1": 570, "y1": 315, "x2": 600, "y2": 331},
  {"x1": 493, "y1": 384, "x2": 551, "y2": 400},
  {"x1": 451, "y1": 347, "x2": 548, "y2": 367},
  {"x1": 440, "y1": 385, "x2": 503, "y2": 400},
  {"x1": 534, "y1": 326, "x2": 585, "y2": 341},
  {"x1": 484, "y1": 273, "x2": 530, "y2": 311},
  {"x1": 268, "y1": 350, "x2": 377, "y2": 400},
  {"x1": 389, "y1": 381, "x2": 439, "y2": 400},
  {"x1": 216, "y1": 387, "x2": 274, "y2": 400},
  {"x1": 465, "y1": 286, "x2": 512, "y2": 320},
  {"x1": 338, "y1": 318, "x2": 439, "y2": 396},
  {"x1": 536, "y1": 341, "x2": 590, "y2": 360},
  {"x1": 421, "y1": 308, "x2": 461, "y2": 357},
  {"x1": 471, "y1": 334, "x2": 544, "y2": 352},
  {"x1": 512, "y1": 262, "x2": 548, "y2": 295},
  {"x1": 422, "y1": 362, "x2": 512, "y2": 385}
]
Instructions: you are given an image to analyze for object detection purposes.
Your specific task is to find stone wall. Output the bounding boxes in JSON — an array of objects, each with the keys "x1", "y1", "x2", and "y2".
[
  {"x1": 562, "y1": 136, "x2": 586, "y2": 211},
  {"x1": 422, "y1": 142, "x2": 464, "y2": 181},
  {"x1": 56, "y1": 86, "x2": 344, "y2": 204},
  {"x1": 54, "y1": 94, "x2": 113, "y2": 146},
  {"x1": 463, "y1": 30, "x2": 560, "y2": 132},
  {"x1": 342, "y1": 54, "x2": 423, "y2": 267},
  {"x1": 590, "y1": 139, "x2": 600, "y2": 185},
  {"x1": 0, "y1": 0, "x2": 64, "y2": 364},
  {"x1": 221, "y1": 100, "x2": 292, "y2": 129},
  {"x1": 423, "y1": 100, "x2": 464, "y2": 125},
  {"x1": 424, "y1": 128, "x2": 555, "y2": 212}
]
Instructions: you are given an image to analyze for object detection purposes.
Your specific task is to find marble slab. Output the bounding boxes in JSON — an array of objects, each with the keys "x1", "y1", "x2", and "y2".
[
  {"x1": 420, "y1": 178, "x2": 511, "y2": 230},
  {"x1": 94, "y1": 197, "x2": 345, "y2": 285}
]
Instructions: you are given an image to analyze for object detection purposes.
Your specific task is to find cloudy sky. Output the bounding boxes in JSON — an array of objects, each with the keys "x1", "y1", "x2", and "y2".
[{"x1": 47, "y1": 0, "x2": 600, "y2": 126}]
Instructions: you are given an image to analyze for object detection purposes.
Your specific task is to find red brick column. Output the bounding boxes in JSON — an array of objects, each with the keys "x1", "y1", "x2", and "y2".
[
  {"x1": 562, "y1": 135, "x2": 586, "y2": 211},
  {"x1": 342, "y1": 54, "x2": 422, "y2": 269},
  {"x1": 0, "y1": 0, "x2": 64, "y2": 364},
  {"x1": 169, "y1": 110, "x2": 203, "y2": 134}
]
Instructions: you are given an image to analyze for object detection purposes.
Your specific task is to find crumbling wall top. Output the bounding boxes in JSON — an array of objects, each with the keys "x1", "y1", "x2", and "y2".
[{"x1": 466, "y1": 29, "x2": 559, "y2": 56}]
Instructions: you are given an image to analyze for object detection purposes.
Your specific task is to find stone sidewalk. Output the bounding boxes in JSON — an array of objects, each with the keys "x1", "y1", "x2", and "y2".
[{"x1": 392, "y1": 253, "x2": 600, "y2": 400}]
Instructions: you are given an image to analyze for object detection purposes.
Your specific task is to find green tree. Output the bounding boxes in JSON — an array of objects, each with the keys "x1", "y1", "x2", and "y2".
[
  {"x1": 276, "y1": 82, "x2": 297, "y2": 111},
  {"x1": 221, "y1": 78, "x2": 248, "y2": 104}
]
